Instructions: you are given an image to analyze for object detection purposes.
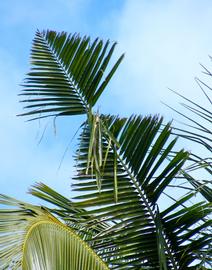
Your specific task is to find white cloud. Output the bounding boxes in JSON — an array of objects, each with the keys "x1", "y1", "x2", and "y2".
[{"x1": 103, "y1": 0, "x2": 212, "y2": 118}]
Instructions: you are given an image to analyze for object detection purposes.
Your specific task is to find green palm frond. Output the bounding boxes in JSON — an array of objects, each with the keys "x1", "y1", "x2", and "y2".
[
  {"x1": 167, "y1": 85, "x2": 211, "y2": 152},
  {"x1": 71, "y1": 114, "x2": 189, "y2": 269},
  {"x1": 161, "y1": 199, "x2": 212, "y2": 269},
  {"x1": 180, "y1": 169, "x2": 212, "y2": 202},
  {"x1": 0, "y1": 194, "x2": 110, "y2": 270},
  {"x1": 29, "y1": 182, "x2": 110, "y2": 238},
  {"x1": 19, "y1": 30, "x2": 124, "y2": 120},
  {"x1": 166, "y1": 63, "x2": 212, "y2": 202}
]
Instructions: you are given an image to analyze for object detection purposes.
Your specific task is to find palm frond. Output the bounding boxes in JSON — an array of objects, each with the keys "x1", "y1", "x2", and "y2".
[
  {"x1": 0, "y1": 194, "x2": 110, "y2": 270},
  {"x1": 71, "y1": 114, "x2": 189, "y2": 269},
  {"x1": 161, "y1": 200, "x2": 212, "y2": 269},
  {"x1": 166, "y1": 62, "x2": 212, "y2": 202},
  {"x1": 29, "y1": 182, "x2": 110, "y2": 238},
  {"x1": 180, "y1": 169, "x2": 212, "y2": 202},
  {"x1": 19, "y1": 30, "x2": 124, "y2": 120},
  {"x1": 167, "y1": 87, "x2": 212, "y2": 152}
]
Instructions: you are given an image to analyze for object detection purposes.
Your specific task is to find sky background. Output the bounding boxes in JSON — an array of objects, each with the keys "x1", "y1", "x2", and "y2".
[{"x1": 0, "y1": 0, "x2": 211, "y2": 204}]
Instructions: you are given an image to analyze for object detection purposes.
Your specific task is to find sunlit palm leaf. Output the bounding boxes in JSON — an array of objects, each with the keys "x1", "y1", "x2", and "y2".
[
  {"x1": 0, "y1": 194, "x2": 110, "y2": 270},
  {"x1": 19, "y1": 30, "x2": 124, "y2": 120}
]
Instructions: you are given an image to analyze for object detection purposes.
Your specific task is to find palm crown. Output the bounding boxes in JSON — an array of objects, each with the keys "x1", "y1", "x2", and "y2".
[{"x1": 0, "y1": 30, "x2": 211, "y2": 270}]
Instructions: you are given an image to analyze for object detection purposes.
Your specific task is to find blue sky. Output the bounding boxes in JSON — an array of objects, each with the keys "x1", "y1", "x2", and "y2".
[{"x1": 0, "y1": 0, "x2": 211, "y2": 203}]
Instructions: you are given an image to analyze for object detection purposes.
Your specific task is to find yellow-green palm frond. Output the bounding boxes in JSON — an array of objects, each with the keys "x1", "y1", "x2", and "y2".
[{"x1": 0, "y1": 194, "x2": 110, "y2": 270}]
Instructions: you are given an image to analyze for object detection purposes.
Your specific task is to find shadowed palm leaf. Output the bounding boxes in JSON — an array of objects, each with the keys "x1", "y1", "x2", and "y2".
[
  {"x1": 67, "y1": 114, "x2": 211, "y2": 269},
  {"x1": 70, "y1": 115, "x2": 190, "y2": 269}
]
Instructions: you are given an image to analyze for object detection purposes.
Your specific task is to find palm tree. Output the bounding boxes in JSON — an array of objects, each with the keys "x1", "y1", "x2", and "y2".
[{"x1": 0, "y1": 30, "x2": 211, "y2": 269}]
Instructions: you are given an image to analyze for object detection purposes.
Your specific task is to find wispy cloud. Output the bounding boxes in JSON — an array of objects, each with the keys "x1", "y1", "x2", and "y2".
[{"x1": 102, "y1": 0, "x2": 212, "y2": 118}]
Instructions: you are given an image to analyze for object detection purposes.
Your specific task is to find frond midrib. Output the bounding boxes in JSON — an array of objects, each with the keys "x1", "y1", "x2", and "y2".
[{"x1": 113, "y1": 143, "x2": 180, "y2": 270}]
